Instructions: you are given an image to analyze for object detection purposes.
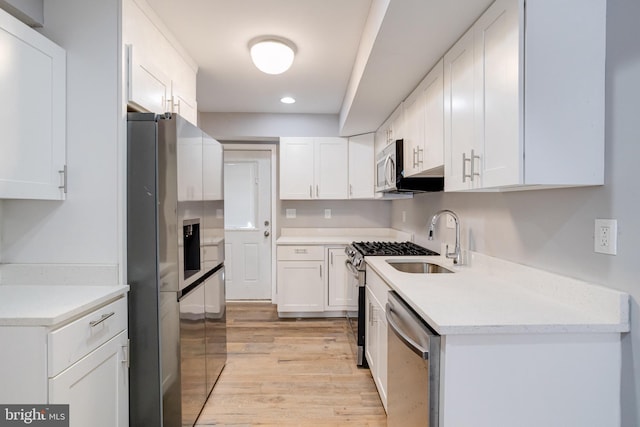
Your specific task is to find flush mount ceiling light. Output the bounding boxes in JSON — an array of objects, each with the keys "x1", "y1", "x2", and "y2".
[
  {"x1": 280, "y1": 96, "x2": 296, "y2": 104},
  {"x1": 249, "y1": 37, "x2": 296, "y2": 75}
]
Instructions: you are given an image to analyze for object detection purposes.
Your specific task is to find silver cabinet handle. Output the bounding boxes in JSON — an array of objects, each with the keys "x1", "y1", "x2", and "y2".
[
  {"x1": 309, "y1": 185, "x2": 312, "y2": 198},
  {"x1": 90, "y1": 311, "x2": 115, "y2": 328},
  {"x1": 319, "y1": 265, "x2": 322, "y2": 278},
  {"x1": 417, "y1": 146, "x2": 424, "y2": 166},
  {"x1": 350, "y1": 184, "x2": 353, "y2": 196},
  {"x1": 412, "y1": 147, "x2": 418, "y2": 168},
  {"x1": 470, "y1": 149, "x2": 480, "y2": 181},
  {"x1": 122, "y1": 339, "x2": 130, "y2": 368},
  {"x1": 330, "y1": 252, "x2": 333, "y2": 265},
  {"x1": 462, "y1": 152, "x2": 471, "y2": 183},
  {"x1": 316, "y1": 185, "x2": 319, "y2": 197}
]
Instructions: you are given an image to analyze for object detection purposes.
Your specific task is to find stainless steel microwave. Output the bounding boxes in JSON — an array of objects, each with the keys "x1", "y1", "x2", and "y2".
[{"x1": 375, "y1": 139, "x2": 444, "y2": 193}]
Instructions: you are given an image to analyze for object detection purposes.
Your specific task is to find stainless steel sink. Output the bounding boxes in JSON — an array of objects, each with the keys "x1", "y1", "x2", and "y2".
[{"x1": 387, "y1": 260, "x2": 453, "y2": 274}]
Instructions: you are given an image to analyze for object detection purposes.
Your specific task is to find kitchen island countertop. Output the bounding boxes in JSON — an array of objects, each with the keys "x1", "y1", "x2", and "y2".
[{"x1": 365, "y1": 252, "x2": 629, "y2": 335}]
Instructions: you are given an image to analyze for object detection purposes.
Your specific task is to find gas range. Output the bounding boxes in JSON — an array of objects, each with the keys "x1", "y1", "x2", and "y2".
[
  {"x1": 344, "y1": 240, "x2": 438, "y2": 368},
  {"x1": 345, "y1": 241, "x2": 438, "y2": 271}
]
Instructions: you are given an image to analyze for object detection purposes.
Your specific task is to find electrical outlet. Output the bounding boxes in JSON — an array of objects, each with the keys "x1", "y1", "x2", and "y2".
[
  {"x1": 594, "y1": 219, "x2": 617, "y2": 255},
  {"x1": 286, "y1": 209, "x2": 296, "y2": 219},
  {"x1": 402, "y1": 211, "x2": 406, "y2": 223},
  {"x1": 446, "y1": 214, "x2": 456, "y2": 229},
  {"x1": 324, "y1": 209, "x2": 331, "y2": 219}
]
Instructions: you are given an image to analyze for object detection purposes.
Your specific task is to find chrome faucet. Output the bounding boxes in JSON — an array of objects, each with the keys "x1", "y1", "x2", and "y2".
[{"x1": 428, "y1": 209, "x2": 462, "y2": 265}]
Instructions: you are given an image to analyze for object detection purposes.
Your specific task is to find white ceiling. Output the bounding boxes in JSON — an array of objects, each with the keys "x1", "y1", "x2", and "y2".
[{"x1": 145, "y1": 0, "x2": 493, "y2": 135}]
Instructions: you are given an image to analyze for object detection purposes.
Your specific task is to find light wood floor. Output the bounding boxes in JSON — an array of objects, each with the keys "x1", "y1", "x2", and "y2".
[{"x1": 196, "y1": 302, "x2": 387, "y2": 426}]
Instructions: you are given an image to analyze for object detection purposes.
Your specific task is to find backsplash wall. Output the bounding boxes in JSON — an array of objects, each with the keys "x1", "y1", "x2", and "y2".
[
  {"x1": 392, "y1": 1, "x2": 640, "y2": 423},
  {"x1": 278, "y1": 200, "x2": 392, "y2": 235}
]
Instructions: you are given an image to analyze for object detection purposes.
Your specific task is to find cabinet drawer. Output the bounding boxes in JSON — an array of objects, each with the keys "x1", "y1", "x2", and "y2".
[
  {"x1": 48, "y1": 297, "x2": 127, "y2": 377},
  {"x1": 277, "y1": 245, "x2": 324, "y2": 261},
  {"x1": 366, "y1": 266, "x2": 391, "y2": 309}
]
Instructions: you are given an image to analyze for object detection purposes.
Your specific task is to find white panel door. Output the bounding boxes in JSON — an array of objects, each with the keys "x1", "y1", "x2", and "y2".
[
  {"x1": 279, "y1": 137, "x2": 314, "y2": 199},
  {"x1": 474, "y1": 0, "x2": 520, "y2": 188},
  {"x1": 327, "y1": 248, "x2": 357, "y2": 310},
  {"x1": 0, "y1": 8, "x2": 66, "y2": 200},
  {"x1": 444, "y1": 29, "x2": 475, "y2": 191},
  {"x1": 49, "y1": 331, "x2": 129, "y2": 427},
  {"x1": 348, "y1": 133, "x2": 375, "y2": 199},
  {"x1": 422, "y1": 59, "x2": 445, "y2": 176},
  {"x1": 224, "y1": 151, "x2": 272, "y2": 300},
  {"x1": 315, "y1": 137, "x2": 348, "y2": 199}
]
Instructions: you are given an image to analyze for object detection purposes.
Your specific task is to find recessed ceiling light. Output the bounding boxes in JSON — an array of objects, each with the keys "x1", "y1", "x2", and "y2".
[
  {"x1": 249, "y1": 37, "x2": 296, "y2": 75},
  {"x1": 280, "y1": 97, "x2": 296, "y2": 104}
]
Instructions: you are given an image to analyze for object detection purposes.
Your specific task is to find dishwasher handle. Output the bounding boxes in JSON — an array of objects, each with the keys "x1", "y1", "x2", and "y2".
[{"x1": 386, "y1": 304, "x2": 429, "y2": 360}]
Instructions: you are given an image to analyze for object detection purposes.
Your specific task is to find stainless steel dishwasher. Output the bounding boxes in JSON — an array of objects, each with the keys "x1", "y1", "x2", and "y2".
[{"x1": 386, "y1": 291, "x2": 441, "y2": 427}]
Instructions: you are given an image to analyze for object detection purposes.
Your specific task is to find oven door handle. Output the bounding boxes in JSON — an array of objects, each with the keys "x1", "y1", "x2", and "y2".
[
  {"x1": 386, "y1": 305, "x2": 429, "y2": 360},
  {"x1": 345, "y1": 259, "x2": 360, "y2": 278}
]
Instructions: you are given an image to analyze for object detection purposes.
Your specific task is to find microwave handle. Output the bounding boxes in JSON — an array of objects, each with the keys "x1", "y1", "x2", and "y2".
[{"x1": 385, "y1": 155, "x2": 395, "y2": 187}]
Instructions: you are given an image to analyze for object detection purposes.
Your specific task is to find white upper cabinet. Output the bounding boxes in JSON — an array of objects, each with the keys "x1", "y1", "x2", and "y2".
[
  {"x1": 0, "y1": 8, "x2": 66, "y2": 200},
  {"x1": 348, "y1": 133, "x2": 375, "y2": 199},
  {"x1": 444, "y1": 0, "x2": 606, "y2": 191},
  {"x1": 279, "y1": 137, "x2": 348, "y2": 200},
  {"x1": 404, "y1": 59, "x2": 444, "y2": 178},
  {"x1": 378, "y1": 104, "x2": 405, "y2": 149},
  {"x1": 123, "y1": 0, "x2": 198, "y2": 125}
]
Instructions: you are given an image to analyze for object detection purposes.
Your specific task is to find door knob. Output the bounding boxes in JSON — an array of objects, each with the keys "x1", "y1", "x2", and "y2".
[
  {"x1": 264, "y1": 230, "x2": 270, "y2": 237},
  {"x1": 264, "y1": 220, "x2": 270, "y2": 226}
]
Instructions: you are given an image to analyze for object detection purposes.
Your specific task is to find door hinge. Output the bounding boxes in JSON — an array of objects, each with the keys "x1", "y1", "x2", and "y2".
[{"x1": 58, "y1": 165, "x2": 67, "y2": 194}]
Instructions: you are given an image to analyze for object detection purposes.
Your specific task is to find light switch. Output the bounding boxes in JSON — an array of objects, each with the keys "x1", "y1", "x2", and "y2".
[
  {"x1": 286, "y1": 209, "x2": 296, "y2": 219},
  {"x1": 324, "y1": 209, "x2": 331, "y2": 219}
]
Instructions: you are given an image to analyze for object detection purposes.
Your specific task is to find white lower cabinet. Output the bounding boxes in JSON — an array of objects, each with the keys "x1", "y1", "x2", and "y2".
[
  {"x1": 277, "y1": 245, "x2": 358, "y2": 315},
  {"x1": 365, "y1": 266, "x2": 389, "y2": 411},
  {"x1": 326, "y1": 247, "x2": 357, "y2": 311},
  {"x1": 0, "y1": 297, "x2": 128, "y2": 427},
  {"x1": 277, "y1": 246, "x2": 325, "y2": 314},
  {"x1": 49, "y1": 330, "x2": 129, "y2": 427}
]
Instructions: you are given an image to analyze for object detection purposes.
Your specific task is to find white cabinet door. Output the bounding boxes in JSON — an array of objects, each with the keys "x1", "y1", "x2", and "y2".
[
  {"x1": 473, "y1": 0, "x2": 520, "y2": 188},
  {"x1": 444, "y1": 28, "x2": 476, "y2": 191},
  {"x1": 402, "y1": 85, "x2": 426, "y2": 178},
  {"x1": 277, "y1": 260, "x2": 325, "y2": 312},
  {"x1": 348, "y1": 134, "x2": 375, "y2": 199},
  {"x1": 326, "y1": 248, "x2": 357, "y2": 310},
  {"x1": 279, "y1": 137, "x2": 348, "y2": 200},
  {"x1": 365, "y1": 287, "x2": 387, "y2": 409},
  {"x1": 49, "y1": 330, "x2": 129, "y2": 427},
  {"x1": 279, "y1": 137, "x2": 315, "y2": 199},
  {"x1": 365, "y1": 287, "x2": 378, "y2": 375},
  {"x1": 0, "y1": 8, "x2": 66, "y2": 200},
  {"x1": 315, "y1": 137, "x2": 348, "y2": 199},
  {"x1": 126, "y1": 45, "x2": 170, "y2": 115},
  {"x1": 422, "y1": 59, "x2": 445, "y2": 176}
]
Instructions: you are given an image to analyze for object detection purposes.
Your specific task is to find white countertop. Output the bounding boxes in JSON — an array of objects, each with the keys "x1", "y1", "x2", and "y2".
[
  {"x1": 276, "y1": 227, "x2": 412, "y2": 245},
  {"x1": 365, "y1": 252, "x2": 629, "y2": 335},
  {"x1": 0, "y1": 284, "x2": 129, "y2": 327}
]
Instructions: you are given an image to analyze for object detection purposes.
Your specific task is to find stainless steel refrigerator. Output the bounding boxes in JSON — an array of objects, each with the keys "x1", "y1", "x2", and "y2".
[{"x1": 127, "y1": 113, "x2": 226, "y2": 427}]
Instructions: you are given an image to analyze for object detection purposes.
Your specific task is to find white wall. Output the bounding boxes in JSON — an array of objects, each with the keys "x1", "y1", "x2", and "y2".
[
  {"x1": 390, "y1": 1, "x2": 640, "y2": 423},
  {"x1": 0, "y1": 0, "x2": 124, "y2": 282}
]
